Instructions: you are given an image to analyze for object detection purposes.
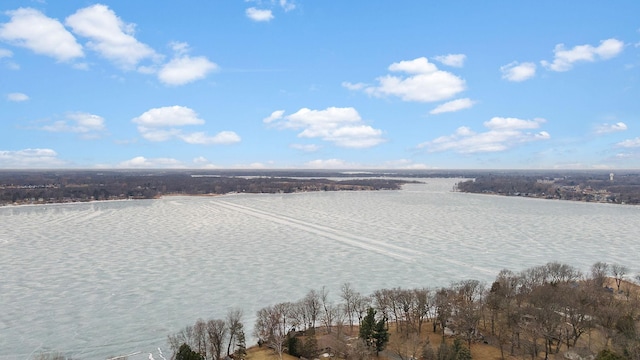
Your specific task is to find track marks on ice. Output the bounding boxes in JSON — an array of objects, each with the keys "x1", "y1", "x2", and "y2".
[
  {"x1": 211, "y1": 199, "x2": 497, "y2": 275},
  {"x1": 212, "y1": 200, "x2": 416, "y2": 262}
]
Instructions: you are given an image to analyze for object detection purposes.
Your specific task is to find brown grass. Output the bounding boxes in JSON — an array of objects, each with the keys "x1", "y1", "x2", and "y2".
[
  {"x1": 246, "y1": 322, "x2": 512, "y2": 360},
  {"x1": 247, "y1": 345, "x2": 299, "y2": 360}
]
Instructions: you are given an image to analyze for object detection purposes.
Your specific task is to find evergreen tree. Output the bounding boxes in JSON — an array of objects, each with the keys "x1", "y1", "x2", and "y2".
[
  {"x1": 359, "y1": 307, "x2": 389, "y2": 356},
  {"x1": 455, "y1": 345, "x2": 472, "y2": 360},
  {"x1": 286, "y1": 337, "x2": 301, "y2": 357},
  {"x1": 176, "y1": 343, "x2": 204, "y2": 360},
  {"x1": 301, "y1": 335, "x2": 318, "y2": 358}
]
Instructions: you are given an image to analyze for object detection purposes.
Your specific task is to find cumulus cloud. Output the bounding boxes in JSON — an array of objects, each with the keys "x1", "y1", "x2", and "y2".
[
  {"x1": 616, "y1": 137, "x2": 640, "y2": 148},
  {"x1": 7, "y1": 92, "x2": 28, "y2": 101},
  {"x1": 595, "y1": 122, "x2": 627, "y2": 135},
  {"x1": 541, "y1": 38, "x2": 624, "y2": 72},
  {"x1": 429, "y1": 98, "x2": 475, "y2": 115},
  {"x1": 40, "y1": 112, "x2": 106, "y2": 138},
  {"x1": 246, "y1": 8, "x2": 274, "y2": 22},
  {"x1": 266, "y1": 107, "x2": 385, "y2": 148},
  {"x1": 133, "y1": 106, "x2": 205, "y2": 127},
  {"x1": 0, "y1": 8, "x2": 83, "y2": 62},
  {"x1": 356, "y1": 57, "x2": 465, "y2": 102},
  {"x1": 418, "y1": 117, "x2": 550, "y2": 153},
  {"x1": 118, "y1": 156, "x2": 184, "y2": 169},
  {"x1": 434, "y1": 54, "x2": 466, "y2": 67},
  {"x1": 132, "y1": 106, "x2": 240, "y2": 145},
  {"x1": 150, "y1": 41, "x2": 217, "y2": 85},
  {"x1": 65, "y1": 4, "x2": 158, "y2": 69},
  {"x1": 501, "y1": 61, "x2": 536, "y2": 82},
  {"x1": 0, "y1": 148, "x2": 65, "y2": 168},
  {"x1": 158, "y1": 55, "x2": 218, "y2": 85}
]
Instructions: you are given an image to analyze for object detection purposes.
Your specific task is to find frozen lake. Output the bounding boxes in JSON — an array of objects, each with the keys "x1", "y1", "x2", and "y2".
[{"x1": 1, "y1": 178, "x2": 638, "y2": 359}]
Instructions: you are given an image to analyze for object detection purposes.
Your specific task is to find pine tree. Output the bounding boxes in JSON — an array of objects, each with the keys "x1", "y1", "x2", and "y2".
[
  {"x1": 176, "y1": 343, "x2": 204, "y2": 360},
  {"x1": 359, "y1": 307, "x2": 389, "y2": 356}
]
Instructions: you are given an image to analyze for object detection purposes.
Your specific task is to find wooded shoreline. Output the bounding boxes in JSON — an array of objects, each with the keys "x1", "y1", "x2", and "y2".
[
  {"x1": 0, "y1": 170, "x2": 410, "y2": 206},
  {"x1": 3, "y1": 169, "x2": 639, "y2": 207}
]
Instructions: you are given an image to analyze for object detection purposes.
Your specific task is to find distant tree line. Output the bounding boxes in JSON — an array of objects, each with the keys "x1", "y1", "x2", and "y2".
[
  {"x1": 0, "y1": 171, "x2": 407, "y2": 206},
  {"x1": 456, "y1": 173, "x2": 640, "y2": 204}
]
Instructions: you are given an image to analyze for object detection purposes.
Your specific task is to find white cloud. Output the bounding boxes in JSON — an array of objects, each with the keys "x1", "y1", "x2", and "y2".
[
  {"x1": 246, "y1": 8, "x2": 274, "y2": 22},
  {"x1": 169, "y1": 41, "x2": 190, "y2": 55},
  {"x1": 65, "y1": 4, "x2": 158, "y2": 69},
  {"x1": 429, "y1": 98, "x2": 475, "y2": 115},
  {"x1": 419, "y1": 116, "x2": 550, "y2": 153},
  {"x1": 501, "y1": 61, "x2": 536, "y2": 82},
  {"x1": 118, "y1": 156, "x2": 184, "y2": 169},
  {"x1": 541, "y1": 38, "x2": 624, "y2": 72},
  {"x1": 179, "y1": 131, "x2": 241, "y2": 145},
  {"x1": 0, "y1": 48, "x2": 12, "y2": 58},
  {"x1": 595, "y1": 122, "x2": 627, "y2": 134},
  {"x1": 135, "y1": 127, "x2": 181, "y2": 142},
  {"x1": 434, "y1": 54, "x2": 466, "y2": 67},
  {"x1": 484, "y1": 117, "x2": 546, "y2": 130},
  {"x1": 616, "y1": 137, "x2": 640, "y2": 148},
  {"x1": 305, "y1": 159, "x2": 353, "y2": 169},
  {"x1": 290, "y1": 143, "x2": 321, "y2": 152},
  {"x1": 0, "y1": 8, "x2": 83, "y2": 62},
  {"x1": 267, "y1": 107, "x2": 385, "y2": 148},
  {"x1": 7, "y1": 92, "x2": 28, "y2": 101},
  {"x1": 193, "y1": 156, "x2": 209, "y2": 164},
  {"x1": 40, "y1": 112, "x2": 106, "y2": 138},
  {"x1": 132, "y1": 106, "x2": 240, "y2": 145},
  {"x1": 388, "y1": 57, "x2": 438, "y2": 73},
  {"x1": 132, "y1": 106, "x2": 205, "y2": 127},
  {"x1": 158, "y1": 55, "x2": 218, "y2": 85},
  {"x1": 360, "y1": 57, "x2": 466, "y2": 102},
  {"x1": 5, "y1": 61, "x2": 19, "y2": 70},
  {"x1": 0, "y1": 148, "x2": 65, "y2": 168},
  {"x1": 280, "y1": 0, "x2": 296, "y2": 12},
  {"x1": 341, "y1": 81, "x2": 367, "y2": 91},
  {"x1": 263, "y1": 110, "x2": 285, "y2": 124},
  {"x1": 0, "y1": 49, "x2": 19, "y2": 69}
]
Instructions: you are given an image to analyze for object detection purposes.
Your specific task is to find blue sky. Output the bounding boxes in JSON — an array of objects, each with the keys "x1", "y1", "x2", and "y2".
[{"x1": 1, "y1": 1, "x2": 639, "y2": 169}]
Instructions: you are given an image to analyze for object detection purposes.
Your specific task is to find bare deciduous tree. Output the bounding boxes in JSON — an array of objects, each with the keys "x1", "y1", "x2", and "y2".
[
  {"x1": 590, "y1": 261, "x2": 610, "y2": 288},
  {"x1": 254, "y1": 302, "x2": 294, "y2": 360},
  {"x1": 206, "y1": 319, "x2": 227, "y2": 360},
  {"x1": 340, "y1": 282, "x2": 357, "y2": 331},
  {"x1": 226, "y1": 308, "x2": 243, "y2": 356},
  {"x1": 303, "y1": 289, "x2": 322, "y2": 330},
  {"x1": 611, "y1": 264, "x2": 629, "y2": 292}
]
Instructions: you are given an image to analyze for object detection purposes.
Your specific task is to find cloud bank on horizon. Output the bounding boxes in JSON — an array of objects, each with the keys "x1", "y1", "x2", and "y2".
[{"x1": 1, "y1": 1, "x2": 639, "y2": 169}]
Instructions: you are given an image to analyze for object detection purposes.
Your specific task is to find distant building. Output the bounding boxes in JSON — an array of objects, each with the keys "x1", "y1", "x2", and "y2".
[{"x1": 610, "y1": 173, "x2": 614, "y2": 181}]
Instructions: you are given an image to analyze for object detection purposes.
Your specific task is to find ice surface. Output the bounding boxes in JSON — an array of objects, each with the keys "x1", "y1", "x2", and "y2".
[{"x1": 1, "y1": 178, "x2": 638, "y2": 359}]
